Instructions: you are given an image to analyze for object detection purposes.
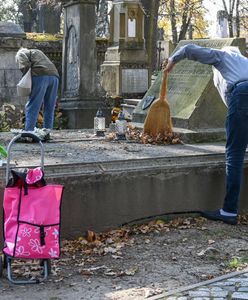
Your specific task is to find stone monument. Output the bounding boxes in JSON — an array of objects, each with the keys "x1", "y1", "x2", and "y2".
[
  {"x1": 132, "y1": 38, "x2": 246, "y2": 135},
  {"x1": 61, "y1": 0, "x2": 105, "y2": 129},
  {"x1": 100, "y1": 0, "x2": 149, "y2": 98},
  {"x1": 0, "y1": 22, "x2": 26, "y2": 107},
  {"x1": 216, "y1": 11, "x2": 228, "y2": 38}
]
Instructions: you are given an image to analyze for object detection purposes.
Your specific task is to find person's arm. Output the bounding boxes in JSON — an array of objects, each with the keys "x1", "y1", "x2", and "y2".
[
  {"x1": 16, "y1": 51, "x2": 31, "y2": 75},
  {"x1": 165, "y1": 44, "x2": 222, "y2": 72}
]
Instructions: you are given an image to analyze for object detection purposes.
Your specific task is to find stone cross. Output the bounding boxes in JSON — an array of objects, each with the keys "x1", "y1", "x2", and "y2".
[{"x1": 157, "y1": 41, "x2": 164, "y2": 70}]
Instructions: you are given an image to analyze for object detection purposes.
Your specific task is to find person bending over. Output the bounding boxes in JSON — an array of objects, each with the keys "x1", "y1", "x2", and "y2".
[
  {"x1": 16, "y1": 48, "x2": 59, "y2": 137},
  {"x1": 166, "y1": 44, "x2": 248, "y2": 225}
]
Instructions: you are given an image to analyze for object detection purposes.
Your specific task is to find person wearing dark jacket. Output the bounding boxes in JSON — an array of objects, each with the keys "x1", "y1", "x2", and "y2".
[{"x1": 16, "y1": 48, "x2": 59, "y2": 135}]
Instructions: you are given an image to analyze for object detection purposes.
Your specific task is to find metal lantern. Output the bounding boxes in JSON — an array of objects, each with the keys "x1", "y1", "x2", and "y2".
[
  {"x1": 94, "y1": 109, "x2": 105, "y2": 137},
  {"x1": 115, "y1": 111, "x2": 127, "y2": 140}
]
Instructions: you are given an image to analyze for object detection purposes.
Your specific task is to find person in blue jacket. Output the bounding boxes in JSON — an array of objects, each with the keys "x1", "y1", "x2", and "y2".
[{"x1": 166, "y1": 44, "x2": 248, "y2": 225}]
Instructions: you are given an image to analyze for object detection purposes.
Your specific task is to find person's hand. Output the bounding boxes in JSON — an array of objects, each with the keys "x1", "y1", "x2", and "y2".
[{"x1": 164, "y1": 59, "x2": 175, "y2": 73}]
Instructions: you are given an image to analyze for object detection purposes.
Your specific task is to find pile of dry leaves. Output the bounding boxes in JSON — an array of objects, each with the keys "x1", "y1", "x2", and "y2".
[{"x1": 106, "y1": 123, "x2": 182, "y2": 145}]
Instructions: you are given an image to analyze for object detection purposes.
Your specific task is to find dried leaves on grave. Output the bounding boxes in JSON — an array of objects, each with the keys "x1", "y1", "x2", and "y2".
[
  {"x1": 105, "y1": 123, "x2": 182, "y2": 145},
  {"x1": 62, "y1": 216, "x2": 205, "y2": 258},
  {"x1": 0, "y1": 104, "x2": 24, "y2": 132},
  {"x1": 127, "y1": 124, "x2": 182, "y2": 145}
]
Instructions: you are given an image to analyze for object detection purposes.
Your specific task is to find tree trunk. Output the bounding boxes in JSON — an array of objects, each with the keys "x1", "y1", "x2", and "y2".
[
  {"x1": 222, "y1": 0, "x2": 235, "y2": 37},
  {"x1": 170, "y1": 0, "x2": 178, "y2": 45},
  {"x1": 141, "y1": 0, "x2": 160, "y2": 72},
  {"x1": 235, "y1": 0, "x2": 240, "y2": 37},
  {"x1": 178, "y1": 1, "x2": 191, "y2": 42}
]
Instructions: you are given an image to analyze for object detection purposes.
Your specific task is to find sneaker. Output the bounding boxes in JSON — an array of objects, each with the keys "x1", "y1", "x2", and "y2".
[
  {"x1": 201, "y1": 210, "x2": 237, "y2": 225},
  {"x1": 34, "y1": 128, "x2": 51, "y2": 142}
]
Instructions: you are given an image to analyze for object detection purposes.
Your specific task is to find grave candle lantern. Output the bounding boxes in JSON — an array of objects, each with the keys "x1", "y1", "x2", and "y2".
[
  {"x1": 115, "y1": 111, "x2": 127, "y2": 140},
  {"x1": 94, "y1": 109, "x2": 105, "y2": 137}
]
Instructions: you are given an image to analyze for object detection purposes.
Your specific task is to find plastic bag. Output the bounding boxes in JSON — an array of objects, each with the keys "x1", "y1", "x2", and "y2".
[{"x1": 17, "y1": 68, "x2": 32, "y2": 97}]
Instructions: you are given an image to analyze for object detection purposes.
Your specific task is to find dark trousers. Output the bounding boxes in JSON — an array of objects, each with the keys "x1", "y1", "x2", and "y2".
[{"x1": 223, "y1": 81, "x2": 248, "y2": 213}]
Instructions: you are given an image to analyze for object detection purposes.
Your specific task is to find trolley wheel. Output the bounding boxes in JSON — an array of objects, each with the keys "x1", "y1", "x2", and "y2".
[{"x1": 0, "y1": 255, "x2": 3, "y2": 277}]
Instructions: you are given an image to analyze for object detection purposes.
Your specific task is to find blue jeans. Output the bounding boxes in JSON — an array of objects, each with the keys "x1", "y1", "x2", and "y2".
[
  {"x1": 25, "y1": 75, "x2": 59, "y2": 131},
  {"x1": 223, "y1": 81, "x2": 248, "y2": 213}
]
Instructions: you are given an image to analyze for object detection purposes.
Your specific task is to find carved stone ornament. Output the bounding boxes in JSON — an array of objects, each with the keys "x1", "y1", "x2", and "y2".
[{"x1": 65, "y1": 19, "x2": 79, "y2": 95}]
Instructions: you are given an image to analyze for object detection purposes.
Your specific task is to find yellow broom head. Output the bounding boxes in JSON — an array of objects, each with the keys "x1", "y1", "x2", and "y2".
[{"x1": 143, "y1": 71, "x2": 173, "y2": 137}]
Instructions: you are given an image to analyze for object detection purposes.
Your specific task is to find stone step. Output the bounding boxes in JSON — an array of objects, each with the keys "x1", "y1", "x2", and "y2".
[
  {"x1": 121, "y1": 103, "x2": 136, "y2": 120},
  {"x1": 123, "y1": 98, "x2": 141, "y2": 106},
  {"x1": 121, "y1": 98, "x2": 142, "y2": 120}
]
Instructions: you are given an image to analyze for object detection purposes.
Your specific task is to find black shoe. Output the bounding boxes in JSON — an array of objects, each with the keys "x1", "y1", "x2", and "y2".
[
  {"x1": 201, "y1": 210, "x2": 237, "y2": 225},
  {"x1": 43, "y1": 133, "x2": 51, "y2": 142}
]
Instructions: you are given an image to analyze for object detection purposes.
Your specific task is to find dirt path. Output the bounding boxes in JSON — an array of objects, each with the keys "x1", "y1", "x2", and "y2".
[{"x1": 1, "y1": 215, "x2": 248, "y2": 300}]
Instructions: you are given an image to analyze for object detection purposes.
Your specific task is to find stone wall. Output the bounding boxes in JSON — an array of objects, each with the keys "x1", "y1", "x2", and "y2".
[{"x1": 0, "y1": 36, "x2": 108, "y2": 108}]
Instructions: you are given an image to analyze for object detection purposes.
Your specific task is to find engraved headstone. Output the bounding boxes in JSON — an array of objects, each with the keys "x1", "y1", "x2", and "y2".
[
  {"x1": 122, "y1": 69, "x2": 148, "y2": 94},
  {"x1": 133, "y1": 38, "x2": 246, "y2": 130}
]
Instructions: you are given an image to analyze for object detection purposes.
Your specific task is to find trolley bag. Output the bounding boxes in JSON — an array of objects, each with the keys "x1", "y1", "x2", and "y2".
[
  {"x1": 2, "y1": 132, "x2": 64, "y2": 284},
  {"x1": 3, "y1": 168, "x2": 63, "y2": 259}
]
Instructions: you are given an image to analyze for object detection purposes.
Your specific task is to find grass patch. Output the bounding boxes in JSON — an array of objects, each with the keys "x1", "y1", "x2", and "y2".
[
  {"x1": 226, "y1": 256, "x2": 248, "y2": 271},
  {"x1": 26, "y1": 33, "x2": 63, "y2": 42}
]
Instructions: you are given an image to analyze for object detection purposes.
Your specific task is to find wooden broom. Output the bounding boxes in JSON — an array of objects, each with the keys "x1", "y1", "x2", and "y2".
[{"x1": 143, "y1": 70, "x2": 173, "y2": 137}]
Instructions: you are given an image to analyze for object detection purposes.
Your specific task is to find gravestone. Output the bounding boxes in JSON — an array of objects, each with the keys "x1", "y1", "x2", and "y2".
[
  {"x1": 0, "y1": 22, "x2": 26, "y2": 107},
  {"x1": 132, "y1": 38, "x2": 246, "y2": 131},
  {"x1": 100, "y1": 0, "x2": 149, "y2": 98},
  {"x1": 37, "y1": 3, "x2": 62, "y2": 34},
  {"x1": 216, "y1": 11, "x2": 228, "y2": 38},
  {"x1": 61, "y1": 0, "x2": 105, "y2": 129}
]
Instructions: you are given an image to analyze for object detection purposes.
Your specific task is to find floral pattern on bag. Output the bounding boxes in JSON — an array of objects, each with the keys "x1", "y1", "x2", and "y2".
[{"x1": 15, "y1": 223, "x2": 60, "y2": 259}]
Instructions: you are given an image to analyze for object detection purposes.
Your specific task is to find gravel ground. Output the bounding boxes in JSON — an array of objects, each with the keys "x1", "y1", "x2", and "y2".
[
  {"x1": 0, "y1": 131, "x2": 245, "y2": 300},
  {"x1": 0, "y1": 216, "x2": 248, "y2": 300}
]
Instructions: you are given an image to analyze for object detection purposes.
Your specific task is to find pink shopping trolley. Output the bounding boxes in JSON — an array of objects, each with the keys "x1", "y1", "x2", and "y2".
[{"x1": 1, "y1": 132, "x2": 64, "y2": 284}]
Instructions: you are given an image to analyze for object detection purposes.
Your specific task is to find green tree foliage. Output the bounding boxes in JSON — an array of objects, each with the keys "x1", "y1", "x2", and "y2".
[{"x1": 0, "y1": 2, "x2": 19, "y2": 22}]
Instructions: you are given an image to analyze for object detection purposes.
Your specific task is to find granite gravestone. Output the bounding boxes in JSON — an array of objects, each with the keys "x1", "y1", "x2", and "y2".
[{"x1": 132, "y1": 38, "x2": 246, "y2": 131}]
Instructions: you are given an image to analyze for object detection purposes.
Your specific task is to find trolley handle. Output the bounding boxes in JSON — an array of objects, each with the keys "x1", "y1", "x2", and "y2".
[{"x1": 5, "y1": 132, "x2": 45, "y2": 185}]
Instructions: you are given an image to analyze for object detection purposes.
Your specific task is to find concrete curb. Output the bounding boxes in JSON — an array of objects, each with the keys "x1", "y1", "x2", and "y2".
[{"x1": 149, "y1": 268, "x2": 248, "y2": 299}]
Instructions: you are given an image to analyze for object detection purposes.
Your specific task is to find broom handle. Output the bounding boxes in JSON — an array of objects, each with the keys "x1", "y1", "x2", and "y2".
[{"x1": 159, "y1": 70, "x2": 168, "y2": 101}]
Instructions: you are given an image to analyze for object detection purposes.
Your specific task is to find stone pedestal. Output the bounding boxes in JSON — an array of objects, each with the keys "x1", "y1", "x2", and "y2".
[
  {"x1": 61, "y1": 0, "x2": 105, "y2": 129},
  {"x1": 100, "y1": 0, "x2": 149, "y2": 98},
  {"x1": 133, "y1": 38, "x2": 246, "y2": 132}
]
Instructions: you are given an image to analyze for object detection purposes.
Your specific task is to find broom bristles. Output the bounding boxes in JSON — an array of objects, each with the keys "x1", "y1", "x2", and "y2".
[{"x1": 143, "y1": 71, "x2": 173, "y2": 137}]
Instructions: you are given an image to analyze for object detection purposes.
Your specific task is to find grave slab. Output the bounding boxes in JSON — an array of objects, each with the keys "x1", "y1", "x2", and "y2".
[{"x1": 1, "y1": 130, "x2": 248, "y2": 239}]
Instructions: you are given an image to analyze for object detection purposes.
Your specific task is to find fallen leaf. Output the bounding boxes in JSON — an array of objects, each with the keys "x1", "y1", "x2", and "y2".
[{"x1": 208, "y1": 239, "x2": 215, "y2": 245}]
